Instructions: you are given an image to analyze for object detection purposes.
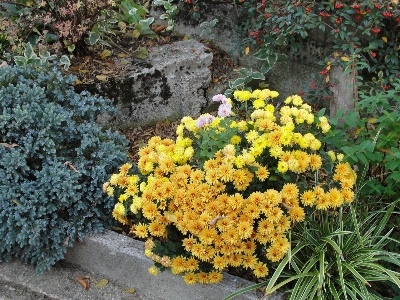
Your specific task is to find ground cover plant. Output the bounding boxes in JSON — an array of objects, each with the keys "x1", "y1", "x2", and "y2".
[
  {"x1": 105, "y1": 88, "x2": 359, "y2": 284},
  {"x1": 0, "y1": 0, "x2": 156, "y2": 57},
  {"x1": 0, "y1": 55, "x2": 128, "y2": 273}
]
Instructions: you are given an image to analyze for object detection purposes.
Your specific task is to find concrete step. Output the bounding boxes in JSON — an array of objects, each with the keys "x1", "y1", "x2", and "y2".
[{"x1": 0, "y1": 230, "x2": 284, "y2": 300}]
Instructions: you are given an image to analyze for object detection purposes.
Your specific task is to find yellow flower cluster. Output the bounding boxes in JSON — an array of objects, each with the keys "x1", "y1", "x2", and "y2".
[{"x1": 105, "y1": 90, "x2": 356, "y2": 284}]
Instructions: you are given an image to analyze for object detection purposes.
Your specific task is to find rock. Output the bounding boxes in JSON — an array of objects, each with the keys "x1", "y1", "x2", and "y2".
[{"x1": 88, "y1": 39, "x2": 212, "y2": 129}]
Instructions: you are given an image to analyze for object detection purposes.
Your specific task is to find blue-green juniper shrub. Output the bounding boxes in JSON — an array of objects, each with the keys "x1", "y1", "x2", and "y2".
[{"x1": 0, "y1": 63, "x2": 128, "y2": 273}]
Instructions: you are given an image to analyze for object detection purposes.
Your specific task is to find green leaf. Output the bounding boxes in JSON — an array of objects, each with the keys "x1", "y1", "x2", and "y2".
[
  {"x1": 24, "y1": 43, "x2": 36, "y2": 59},
  {"x1": 14, "y1": 56, "x2": 27, "y2": 66},
  {"x1": 266, "y1": 273, "x2": 315, "y2": 295},
  {"x1": 60, "y1": 55, "x2": 70, "y2": 70},
  {"x1": 317, "y1": 108, "x2": 326, "y2": 117},
  {"x1": 336, "y1": 253, "x2": 348, "y2": 300},
  {"x1": 231, "y1": 78, "x2": 246, "y2": 89},
  {"x1": 276, "y1": 53, "x2": 287, "y2": 62},
  {"x1": 84, "y1": 32, "x2": 100, "y2": 45},
  {"x1": 355, "y1": 152, "x2": 368, "y2": 166},
  {"x1": 342, "y1": 262, "x2": 371, "y2": 287},
  {"x1": 133, "y1": 47, "x2": 148, "y2": 59},
  {"x1": 265, "y1": 243, "x2": 309, "y2": 293},
  {"x1": 374, "y1": 200, "x2": 399, "y2": 237},
  {"x1": 223, "y1": 281, "x2": 268, "y2": 300},
  {"x1": 251, "y1": 72, "x2": 265, "y2": 80},
  {"x1": 135, "y1": 17, "x2": 157, "y2": 38},
  {"x1": 254, "y1": 48, "x2": 269, "y2": 60}
]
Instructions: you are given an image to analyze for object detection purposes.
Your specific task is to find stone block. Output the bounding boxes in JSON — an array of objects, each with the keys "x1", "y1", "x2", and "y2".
[{"x1": 86, "y1": 39, "x2": 212, "y2": 129}]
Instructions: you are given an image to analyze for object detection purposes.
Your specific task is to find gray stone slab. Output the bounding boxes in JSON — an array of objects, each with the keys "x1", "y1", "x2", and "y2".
[{"x1": 64, "y1": 230, "x2": 284, "y2": 300}]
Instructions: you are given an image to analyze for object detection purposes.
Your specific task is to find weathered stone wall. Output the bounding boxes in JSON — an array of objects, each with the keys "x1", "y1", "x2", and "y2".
[
  {"x1": 86, "y1": 2, "x2": 340, "y2": 129},
  {"x1": 151, "y1": 2, "x2": 333, "y2": 99},
  {"x1": 83, "y1": 39, "x2": 212, "y2": 129}
]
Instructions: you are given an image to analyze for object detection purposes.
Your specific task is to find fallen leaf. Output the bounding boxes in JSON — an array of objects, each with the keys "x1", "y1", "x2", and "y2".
[
  {"x1": 95, "y1": 279, "x2": 109, "y2": 289},
  {"x1": 63, "y1": 236, "x2": 70, "y2": 246},
  {"x1": 125, "y1": 288, "x2": 136, "y2": 293},
  {"x1": 79, "y1": 70, "x2": 89, "y2": 74},
  {"x1": 131, "y1": 30, "x2": 140, "y2": 39},
  {"x1": 133, "y1": 47, "x2": 148, "y2": 59},
  {"x1": 99, "y1": 49, "x2": 112, "y2": 60},
  {"x1": 154, "y1": 25, "x2": 168, "y2": 33},
  {"x1": 183, "y1": 35, "x2": 189, "y2": 40},
  {"x1": 75, "y1": 276, "x2": 90, "y2": 290},
  {"x1": 75, "y1": 80, "x2": 82, "y2": 85},
  {"x1": 341, "y1": 56, "x2": 350, "y2": 62},
  {"x1": 382, "y1": 36, "x2": 388, "y2": 43},
  {"x1": 325, "y1": 75, "x2": 330, "y2": 82},
  {"x1": 245, "y1": 46, "x2": 250, "y2": 55},
  {"x1": 118, "y1": 53, "x2": 128, "y2": 58},
  {"x1": 208, "y1": 216, "x2": 226, "y2": 226},
  {"x1": 12, "y1": 199, "x2": 21, "y2": 206},
  {"x1": 118, "y1": 21, "x2": 127, "y2": 33},
  {"x1": 64, "y1": 161, "x2": 79, "y2": 172},
  {"x1": 0, "y1": 143, "x2": 18, "y2": 148},
  {"x1": 96, "y1": 75, "x2": 108, "y2": 82}
]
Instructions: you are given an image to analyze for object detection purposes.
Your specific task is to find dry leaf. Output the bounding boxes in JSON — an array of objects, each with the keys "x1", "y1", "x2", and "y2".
[
  {"x1": 368, "y1": 118, "x2": 378, "y2": 123},
  {"x1": 96, "y1": 75, "x2": 107, "y2": 82},
  {"x1": 392, "y1": 0, "x2": 398, "y2": 4},
  {"x1": 79, "y1": 70, "x2": 89, "y2": 74},
  {"x1": 382, "y1": 36, "x2": 388, "y2": 43},
  {"x1": 118, "y1": 21, "x2": 127, "y2": 33},
  {"x1": 64, "y1": 161, "x2": 79, "y2": 172},
  {"x1": 154, "y1": 25, "x2": 168, "y2": 33},
  {"x1": 63, "y1": 236, "x2": 70, "y2": 246},
  {"x1": 75, "y1": 80, "x2": 82, "y2": 85},
  {"x1": 183, "y1": 35, "x2": 189, "y2": 40},
  {"x1": 131, "y1": 30, "x2": 140, "y2": 39},
  {"x1": 12, "y1": 199, "x2": 21, "y2": 206},
  {"x1": 208, "y1": 216, "x2": 226, "y2": 226},
  {"x1": 125, "y1": 288, "x2": 136, "y2": 293},
  {"x1": 118, "y1": 53, "x2": 128, "y2": 58},
  {"x1": 95, "y1": 279, "x2": 109, "y2": 289},
  {"x1": 75, "y1": 276, "x2": 90, "y2": 290},
  {"x1": 0, "y1": 143, "x2": 18, "y2": 148},
  {"x1": 99, "y1": 49, "x2": 112, "y2": 59},
  {"x1": 379, "y1": 148, "x2": 393, "y2": 154},
  {"x1": 245, "y1": 46, "x2": 250, "y2": 55},
  {"x1": 325, "y1": 75, "x2": 330, "y2": 82},
  {"x1": 341, "y1": 56, "x2": 350, "y2": 62}
]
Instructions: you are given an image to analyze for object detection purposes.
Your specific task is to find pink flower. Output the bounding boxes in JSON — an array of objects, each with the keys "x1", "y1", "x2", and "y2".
[
  {"x1": 212, "y1": 94, "x2": 227, "y2": 102},
  {"x1": 196, "y1": 115, "x2": 215, "y2": 128},
  {"x1": 218, "y1": 104, "x2": 232, "y2": 117}
]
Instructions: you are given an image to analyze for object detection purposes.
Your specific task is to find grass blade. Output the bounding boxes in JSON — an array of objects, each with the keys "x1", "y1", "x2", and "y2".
[
  {"x1": 223, "y1": 281, "x2": 267, "y2": 300},
  {"x1": 264, "y1": 243, "x2": 308, "y2": 292},
  {"x1": 265, "y1": 273, "x2": 315, "y2": 295},
  {"x1": 343, "y1": 262, "x2": 371, "y2": 287},
  {"x1": 336, "y1": 252, "x2": 348, "y2": 300}
]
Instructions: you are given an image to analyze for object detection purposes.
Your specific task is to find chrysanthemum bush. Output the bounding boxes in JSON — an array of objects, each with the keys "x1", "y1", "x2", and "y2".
[{"x1": 104, "y1": 88, "x2": 357, "y2": 284}]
